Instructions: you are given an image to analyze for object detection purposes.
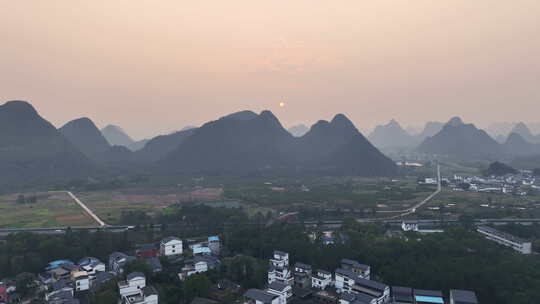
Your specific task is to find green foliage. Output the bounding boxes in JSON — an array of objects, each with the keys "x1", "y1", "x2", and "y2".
[
  {"x1": 0, "y1": 230, "x2": 131, "y2": 277},
  {"x1": 124, "y1": 259, "x2": 153, "y2": 279},
  {"x1": 183, "y1": 274, "x2": 212, "y2": 302}
]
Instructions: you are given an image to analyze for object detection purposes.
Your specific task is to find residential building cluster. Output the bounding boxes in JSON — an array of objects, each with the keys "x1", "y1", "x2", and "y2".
[
  {"x1": 450, "y1": 172, "x2": 537, "y2": 196},
  {"x1": 244, "y1": 251, "x2": 479, "y2": 304},
  {"x1": 2, "y1": 234, "x2": 222, "y2": 304}
]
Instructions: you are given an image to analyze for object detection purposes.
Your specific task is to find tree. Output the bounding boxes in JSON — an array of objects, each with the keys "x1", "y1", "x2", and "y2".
[
  {"x1": 15, "y1": 272, "x2": 36, "y2": 296},
  {"x1": 183, "y1": 274, "x2": 212, "y2": 302}
]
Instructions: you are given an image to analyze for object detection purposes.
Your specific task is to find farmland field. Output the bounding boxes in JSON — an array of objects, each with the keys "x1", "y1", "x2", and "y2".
[{"x1": 0, "y1": 192, "x2": 94, "y2": 228}]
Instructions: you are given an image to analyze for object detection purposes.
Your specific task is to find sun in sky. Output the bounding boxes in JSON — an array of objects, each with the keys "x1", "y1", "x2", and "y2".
[{"x1": 279, "y1": 102, "x2": 286, "y2": 108}]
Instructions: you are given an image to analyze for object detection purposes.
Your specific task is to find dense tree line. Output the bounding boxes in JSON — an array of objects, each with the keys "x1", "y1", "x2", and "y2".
[{"x1": 0, "y1": 229, "x2": 131, "y2": 277}]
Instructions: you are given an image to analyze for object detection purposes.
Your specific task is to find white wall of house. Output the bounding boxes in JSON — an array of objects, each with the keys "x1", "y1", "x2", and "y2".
[{"x1": 160, "y1": 239, "x2": 183, "y2": 256}]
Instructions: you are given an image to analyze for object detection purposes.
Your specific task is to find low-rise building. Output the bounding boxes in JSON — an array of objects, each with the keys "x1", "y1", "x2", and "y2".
[
  {"x1": 109, "y1": 252, "x2": 136, "y2": 275},
  {"x1": 267, "y1": 281, "x2": 292, "y2": 304},
  {"x1": 208, "y1": 236, "x2": 221, "y2": 256},
  {"x1": 339, "y1": 292, "x2": 377, "y2": 304},
  {"x1": 414, "y1": 289, "x2": 444, "y2": 304},
  {"x1": 293, "y1": 262, "x2": 312, "y2": 289},
  {"x1": 244, "y1": 289, "x2": 280, "y2": 304},
  {"x1": 160, "y1": 237, "x2": 183, "y2": 257},
  {"x1": 71, "y1": 271, "x2": 89, "y2": 292},
  {"x1": 136, "y1": 245, "x2": 159, "y2": 259},
  {"x1": 77, "y1": 257, "x2": 105, "y2": 276},
  {"x1": 391, "y1": 286, "x2": 413, "y2": 304},
  {"x1": 449, "y1": 289, "x2": 478, "y2": 304},
  {"x1": 477, "y1": 225, "x2": 532, "y2": 254},
  {"x1": 311, "y1": 269, "x2": 333, "y2": 290},
  {"x1": 119, "y1": 272, "x2": 146, "y2": 298},
  {"x1": 340, "y1": 259, "x2": 370, "y2": 280}
]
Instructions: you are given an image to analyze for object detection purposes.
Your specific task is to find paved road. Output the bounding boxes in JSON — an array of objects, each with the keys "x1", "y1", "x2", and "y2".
[
  {"x1": 375, "y1": 163, "x2": 442, "y2": 220},
  {"x1": 63, "y1": 191, "x2": 107, "y2": 227}
]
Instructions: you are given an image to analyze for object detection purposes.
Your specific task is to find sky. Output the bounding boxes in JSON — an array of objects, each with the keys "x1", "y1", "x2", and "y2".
[{"x1": 1, "y1": 1, "x2": 539, "y2": 139}]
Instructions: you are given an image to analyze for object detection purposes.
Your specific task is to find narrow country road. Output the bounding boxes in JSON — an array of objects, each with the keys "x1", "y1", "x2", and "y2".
[
  {"x1": 63, "y1": 191, "x2": 106, "y2": 227},
  {"x1": 373, "y1": 163, "x2": 442, "y2": 220}
]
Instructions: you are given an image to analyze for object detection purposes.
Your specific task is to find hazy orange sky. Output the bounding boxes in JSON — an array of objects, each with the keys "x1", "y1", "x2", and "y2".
[{"x1": 1, "y1": 1, "x2": 539, "y2": 139}]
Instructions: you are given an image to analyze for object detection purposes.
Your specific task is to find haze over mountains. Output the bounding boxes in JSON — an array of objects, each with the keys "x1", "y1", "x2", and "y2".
[
  {"x1": 1, "y1": 99, "x2": 540, "y2": 188},
  {"x1": 0, "y1": 101, "x2": 96, "y2": 185}
]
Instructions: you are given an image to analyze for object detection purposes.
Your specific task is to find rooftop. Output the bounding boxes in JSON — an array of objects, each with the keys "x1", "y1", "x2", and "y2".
[
  {"x1": 245, "y1": 289, "x2": 279, "y2": 303},
  {"x1": 450, "y1": 289, "x2": 478, "y2": 304}
]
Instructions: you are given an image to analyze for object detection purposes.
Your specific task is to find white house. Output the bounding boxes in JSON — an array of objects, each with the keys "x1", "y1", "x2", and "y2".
[
  {"x1": 78, "y1": 257, "x2": 106, "y2": 276},
  {"x1": 118, "y1": 272, "x2": 146, "y2": 298},
  {"x1": 311, "y1": 270, "x2": 332, "y2": 290},
  {"x1": 267, "y1": 282, "x2": 292, "y2": 304},
  {"x1": 178, "y1": 257, "x2": 210, "y2": 280},
  {"x1": 71, "y1": 271, "x2": 90, "y2": 292},
  {"x1": 268, "y1": 251, "x2": 293, "y2": 286},
  {"x1": 160, "y1": 237, "x2": 183, "y2": 256}
]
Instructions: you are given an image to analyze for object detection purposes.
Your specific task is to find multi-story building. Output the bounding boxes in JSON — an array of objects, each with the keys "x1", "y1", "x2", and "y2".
[
  {"x1": 268, "y1": 251, "x2": 293, "y2": 286},
  {"x1": 311, "y1": 269, "x2": 333, "y2": 290},
  {"x1": 71, "y1": 271, "x2": 89, "y2": 292},
  {"x1": 208, "y1": 236, "x2": 221, "y2": 256},
  {"x1": 477, "y1": 226, "x2": 532, "y2": 254},
  {"x1": 449, "y1": 290, "x2": 478, "y2": 304},
  {"x1": 160, "y1": 237, "x2": 183, "y2": 256},
  {"x1": 335, "y1": 269, "x2": 389, "y2": 304},
  {"x1": 340, "y1": 259, "x2": 370, "y2": 280},
  {"x1": 118, "y1": 273, "x2": 158, "y2": 304},
  {"x1": 267, "y1": 281, "x2": 292, "y2": 304}
]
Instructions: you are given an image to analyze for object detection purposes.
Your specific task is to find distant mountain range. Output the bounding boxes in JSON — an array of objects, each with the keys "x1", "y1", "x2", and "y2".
[
  {"x1": 101, "y1": 125, "x2": 149, "y2": 151},
  {"x1": 2, "y1": 99, "x2": 539, "y2": 188},
  {"x1": 288, "y1": 124, "x2": 309, "y2": 137},
  {"x1": 0, "y1": 101, "x2": 96, "y2": 185},
  {"x1": 158, "y1": 111, "x2": 397, "y2": 176},
  {"x1": 368, "y1": 119, "x2": 415, "y2": 149},
  {"x1": 417, "y1": 117, "x2": 504, "y2": 159}
]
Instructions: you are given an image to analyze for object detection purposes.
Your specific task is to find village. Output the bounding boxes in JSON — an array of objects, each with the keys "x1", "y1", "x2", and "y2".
[{"x1": 0, "y1": 233, "x2": 479, "y2": 304}]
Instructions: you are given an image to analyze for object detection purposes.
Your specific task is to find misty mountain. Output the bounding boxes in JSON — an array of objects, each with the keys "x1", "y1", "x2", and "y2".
[
  {"x1": 125, "y1": 139, "x2": 148, "y2": 151},
  {"x1": 503, "y1": 133, "x2": 540, "y2": 156},
  {"x1": 417, "y1": 118, "x2": 503, "y2": 159},
  {"x1": 446, "y1": 116, "x2": 465, "y2": 126},
  {"x1": 511, "y1": 122, "x2": 537, "y2": 143},
  {"x1": 219, "y1": 110, "x2": 258, "y2": 121},
  {"x1": 60, "y1": 117, "x2": 111, "y2": 159},
  {"x1": 133, "y1": 128, "x2": 197, "y2": 163},
  {"x1": 0, "y1": 100, "x2": 96, "y2": 185},
  {"x1": 159, "y1": 111, "x2": 294, "y2": 173},
  {"x1": 288, "y1": 124, "x2": 309, "y2": 137},
  {"x1": 417, "y1": 121, "x2": 445, "y2": 140},
  {"x1": 486, "y1": 161, "x2": 517, "y2": 176},
  {"x1": 368, "y1": 119, "x2": 415, "y2": 149},
  {"x1": 101, "y1": 124, "x2": 135, "y2": 148},
  {"x1": 296, "y1": 115, "x2": 397, "y2": 175},
  {"x1": 96, "y1": 145, "x2": 135, "y2": 163},
  {"x1": 158, "y1": 111, "x2": 397, "y2": 176}
]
